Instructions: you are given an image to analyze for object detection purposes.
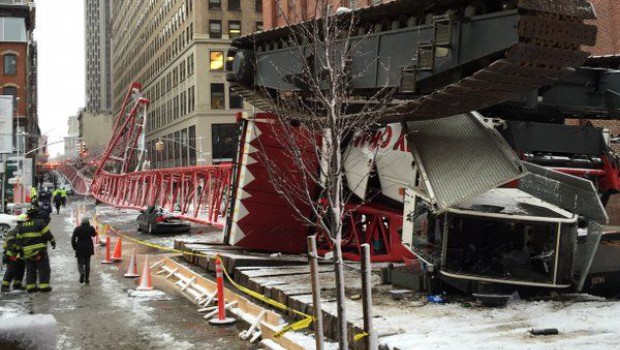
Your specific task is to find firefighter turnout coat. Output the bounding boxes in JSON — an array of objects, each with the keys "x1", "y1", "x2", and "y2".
[{"x1": 17, "y1": 219, "x2": 55, "y2": 259}]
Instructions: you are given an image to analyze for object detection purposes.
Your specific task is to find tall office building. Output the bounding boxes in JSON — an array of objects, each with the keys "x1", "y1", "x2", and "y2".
[
  {"x1": 111, "y1": 0, "x2": 263, "y2": 167},
  {"x1": 85, "y1": 0, "x2": 112, "y2": 112}
]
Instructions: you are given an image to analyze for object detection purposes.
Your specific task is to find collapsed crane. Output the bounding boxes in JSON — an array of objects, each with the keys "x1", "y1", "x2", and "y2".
[{"x1": 224, "y1": 0, "x2": 620, "y2": 296}]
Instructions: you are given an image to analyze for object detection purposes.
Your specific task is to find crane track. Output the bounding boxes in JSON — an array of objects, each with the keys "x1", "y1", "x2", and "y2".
[{"x1": 230, "y1": 0, "x2": 597, "y2": 123}]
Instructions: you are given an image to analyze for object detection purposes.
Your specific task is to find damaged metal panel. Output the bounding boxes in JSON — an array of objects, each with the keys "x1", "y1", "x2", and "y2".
[
  {"x1": 574, "y1": 221, "x2": 603, "y2": 292},
  {"x1": 343, "y1": 138, "x2": 375, "y2": 200},
  {"x1": 518, "y1": 162, "x2": 609, "y2": 224},
  {"x1": 405, "y1": 112, "x2": 526, "y2": 212}
]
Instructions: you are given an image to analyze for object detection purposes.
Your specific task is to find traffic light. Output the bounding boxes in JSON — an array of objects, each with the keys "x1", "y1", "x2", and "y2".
[
  {"x1": 155, "y1": 140, "x2": 164, "y2": 152},
  {"x1": 75, "y1": 142, "x2": 81, "y2": 154}
]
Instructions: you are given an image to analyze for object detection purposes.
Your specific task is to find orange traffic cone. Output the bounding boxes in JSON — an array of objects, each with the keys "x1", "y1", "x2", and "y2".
[
  {"x1": 111, "y1": 237, "x2": 123, "y2": 262},
  {"x1": 208, "y1": 255, "x2": 236, "y2": 325},
  {"x1": 101, "y1": 236, "x2": 113, "y2": 264},
  {"x1": 136, "y1": 256, "x2": 153, "y2": 291},
  {"x1": 124, "y1": 249, "x2": 140, "y2": 278}
]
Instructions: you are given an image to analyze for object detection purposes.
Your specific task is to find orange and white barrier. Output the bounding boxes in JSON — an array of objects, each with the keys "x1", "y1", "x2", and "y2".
[
  {"x1": 124, "y1": 249, "x2": 139, "y2": 278},
  {"x1": 111, "y1": 237, "x2": 123, "y2": 262},
  {"x1": 136, "y1": 256, "x2": 153, "y2": 291},
  {"x1": 101, "y1": 236, "x2": 113, "y2": 264},
  {"x1": 208, "y1": 255, "x2": 236, "y2": 325}
]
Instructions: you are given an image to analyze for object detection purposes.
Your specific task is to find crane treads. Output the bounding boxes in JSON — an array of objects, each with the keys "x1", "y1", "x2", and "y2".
[
  {"x1": 405, "y1": 112, "x2": 525, "y2": 212},
  {"x1": 518, "y1": 162, "x2": 609, "y2": 224}
]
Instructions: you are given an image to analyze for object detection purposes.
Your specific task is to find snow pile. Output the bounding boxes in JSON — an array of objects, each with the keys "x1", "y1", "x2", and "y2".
[
  {"x1": 377, "y1": 296, "x2": 620, "y2": 349},
  {"x1": 127, "y1": 289, "x2": 172, "y2": 300},
  {"x1": 0, "y1": 314, "x2": 57, "y2": 350},
  {"x1": 0, "y1": 300, "x2": 29, "y2": 319}
]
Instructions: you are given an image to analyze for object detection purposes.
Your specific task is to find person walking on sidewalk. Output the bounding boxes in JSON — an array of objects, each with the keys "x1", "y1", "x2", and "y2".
[
  {"x1": 1, "y1": 214, "x2": 28, "y2": 292},
  {"x1": 71, "y1": 217, "x2": 96, "y2": 284},
  {"x1": 17, "y1": 211, "x2": 56, "y2": 293}
]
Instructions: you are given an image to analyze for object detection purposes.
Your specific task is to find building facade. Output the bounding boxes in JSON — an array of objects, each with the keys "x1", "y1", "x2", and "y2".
[
  {"x1": 85, "y1": 0, "x2": 113, "y2": 112},
  {"x1": 587, "y1": 0, "x2": 620, "y2": 57},
  {"x1": 78, "y1": 109, "x2": 113, "y2": 153},
  {"x1": 64, "y1": 115, "x2": 80, "y2": 158},
  {"x1": 262, "y1": 0, "x2": 383, "y2": 29},
  {"x1": 0, "y1": 0, "x2": 38, "y2": 151},
  {"x1": 110, "y1": 0, "x2": 263, "y2": 167}
]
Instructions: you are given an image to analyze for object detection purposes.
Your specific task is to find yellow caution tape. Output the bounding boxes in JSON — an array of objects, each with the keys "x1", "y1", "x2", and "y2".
[
  {"x1": 354, "y1": 331, "x2": 369, "y2": 342},
  {"x1": 93, "y1": 216, "x2": 315, "y2": 338},
  {"x1": 216, "y1": 255, "x2": 314, "y2": 337}
]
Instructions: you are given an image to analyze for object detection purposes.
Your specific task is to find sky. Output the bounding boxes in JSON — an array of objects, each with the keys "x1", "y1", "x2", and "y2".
[{"x1": 34, "y1": 0, "x2": 85, "y2": 157}]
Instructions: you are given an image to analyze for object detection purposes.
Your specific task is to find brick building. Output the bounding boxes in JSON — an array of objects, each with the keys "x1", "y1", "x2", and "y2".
[
  {"x1": 0, "y1": 0, "x2": 38, "y2": 148},
  {"x1": 588, "y1": 0, "x2": 620, "y2": 56},
  {"x1": 567, "y1": 0, "x2": 620, "y2": 151}
]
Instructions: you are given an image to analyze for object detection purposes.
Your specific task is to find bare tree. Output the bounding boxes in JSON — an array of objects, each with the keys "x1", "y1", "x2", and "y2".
[{"x1": 245, "y1": 1, "x2": 396, "y2": 348}]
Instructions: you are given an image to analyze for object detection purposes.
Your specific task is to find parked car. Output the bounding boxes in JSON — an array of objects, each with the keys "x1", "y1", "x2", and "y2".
[{"x1": 136, "y1": 206, "x2": 190, "y2": 234}]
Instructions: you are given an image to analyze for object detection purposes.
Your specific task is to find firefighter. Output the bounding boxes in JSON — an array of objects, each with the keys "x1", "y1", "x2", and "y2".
[
  {"x1": 17, "y1": 208, "x2": 56, "y2": 293},
  {"x1": 60, "y1": 187, "x2": 68, "y2": 207},
  {"x1": 30, "y1": 186, "x2": 38, "y2": 204},
  {"x1": 1, "y1": 214, "x2": 28, "y2": 292},
  {"x1": 52, "y1": 188, "x2": 63, "y2": 214}
]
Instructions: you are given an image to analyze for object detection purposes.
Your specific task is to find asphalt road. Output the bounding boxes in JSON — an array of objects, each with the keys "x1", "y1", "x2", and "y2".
[{"x1": 1, "y1": 198, "x2": 252, "y2": 350}]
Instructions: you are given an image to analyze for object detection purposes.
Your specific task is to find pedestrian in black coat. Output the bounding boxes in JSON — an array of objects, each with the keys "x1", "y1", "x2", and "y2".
[{"x1": 71, "y1": 217, "x2": 96, "y2": 284}]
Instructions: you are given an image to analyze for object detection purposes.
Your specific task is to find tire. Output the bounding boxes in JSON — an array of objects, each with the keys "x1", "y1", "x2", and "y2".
[
  {"x1": 136, "y1": 221, "x2": 141, "y2": 232},
  {"x1": 0, "y1": 224, "x2": 10, "y2": 235},
  {"x1": 148, "y1": 222, "x2": 154, "y2": 234}
]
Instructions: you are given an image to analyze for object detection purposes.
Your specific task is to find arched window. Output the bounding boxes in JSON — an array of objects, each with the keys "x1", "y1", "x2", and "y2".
[{"x1": 3, "y1": 54, "x2": 16, "y2": 75}]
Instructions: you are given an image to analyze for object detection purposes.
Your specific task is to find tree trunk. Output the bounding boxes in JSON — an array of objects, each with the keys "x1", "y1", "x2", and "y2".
[{"x1": 333, "y1": 239, "x2": 348, "y2": 349}]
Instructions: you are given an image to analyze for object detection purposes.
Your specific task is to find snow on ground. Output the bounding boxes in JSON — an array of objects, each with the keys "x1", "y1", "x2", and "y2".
[
  {"x1": 98, "y1": 271, "x2": 196, "y2": 349},
  {"x1": 0, "y1": 314, "x2": 57, "y2": 350},
  {"x1": 0, "y1": 299, "x2": 29, "y2": 319},
  {"x1": 378, "y1": 295, "x2": 620, "y2": 349}
]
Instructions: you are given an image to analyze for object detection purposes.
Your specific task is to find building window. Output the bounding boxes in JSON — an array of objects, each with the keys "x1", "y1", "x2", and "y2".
[
  {"x1": 256, "y1": 22, "x2": 263, "y2": 32},
  {"x1": 255, "y1": 0, "x2": 262, "y2": 12},
  {"x1": 3, "y1": 86, "x2": 17, "y2": 105},
  {"x1": 209, "y1": 0, "x2": 221, "y2": 9},
  {"x1": 229, "y1": 87, "x2": 243, "y2": 109},
  {"x1": 229, "y1": 0, "x2": 241, "y2": 10},
  {"x1": 3, "y1": 54, "x2": 16, "y2": 75},
  {"x1": 0, "y1": 18, "x2": 26, "y2": 42},
  {"x1": 211, "y1": 83, "x2": 225, "y2": 109},
  {"x1": 228, "y1": 21, "x2": 241, "y2": 39},
  {"x1": 189, "y1": 125, "x2": 196, "y2": 165},
  {"x1": 209, "y1": 20, "x2": 222, "y2": 39},
  {"x1": 210, "y1": 51, "x2": 225, "y2": 70},
  {"x1": 212, "y1": 124, "x2": 237, "y2": 163}
]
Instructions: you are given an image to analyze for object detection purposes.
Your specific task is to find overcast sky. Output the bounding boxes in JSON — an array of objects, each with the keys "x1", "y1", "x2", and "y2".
[{"x1": 35, "y1": 0, "x2": 85, "y2": 157}]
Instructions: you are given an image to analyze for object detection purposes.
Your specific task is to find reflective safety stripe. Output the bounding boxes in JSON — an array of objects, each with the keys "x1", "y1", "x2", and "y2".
[
  {"x1": 39, "y1": 283, "x2": 50, "y2": 289},
  {"x1": 1, "y1": 281, "x2": 9, "y2": 286},
  {"x1": 26, "y1": 284, "x2": 37, "y2": 290},
  {"x1": 17, "y1": 232, "x2": 43, "y2": 239},
  {"x1": 23, "y1": 243, "x2": 47, "y2": 254},
  {"x1": 41, "y1": 226, "x2": 50, "y2": 234}
]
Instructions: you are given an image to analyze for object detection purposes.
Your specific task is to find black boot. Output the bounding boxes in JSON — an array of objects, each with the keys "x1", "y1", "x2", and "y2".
[
  {"x1": 27, "y1": 287, "x2": 39, "y2": 293},
  {"x1": 39, "y1": 286, "x2": 52, "y2": 293},
  {"x1": 84, "y1": 269, "x2": 90, "y2": 284},
  {"x1": 1, "y1": 284, "x2": 9, "y2": 293},
  {"x1": 79, "y1": 274, "x2": 84, "y2": 283},
  {"x1": 12, "y1": 283, "x2": 24, "y2": 290}
]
